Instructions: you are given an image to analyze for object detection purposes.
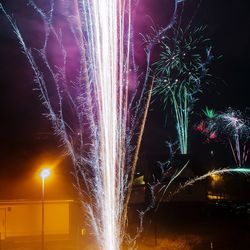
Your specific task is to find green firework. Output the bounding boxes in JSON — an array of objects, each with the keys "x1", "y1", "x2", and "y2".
[{"x1": 153, "y1": 25, "x2": 213, "y2": 154}]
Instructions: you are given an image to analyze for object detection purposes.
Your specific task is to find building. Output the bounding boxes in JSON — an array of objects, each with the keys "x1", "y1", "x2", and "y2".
[{"x1": 0, "y1": 199, "x2": 75, "y2": 240}]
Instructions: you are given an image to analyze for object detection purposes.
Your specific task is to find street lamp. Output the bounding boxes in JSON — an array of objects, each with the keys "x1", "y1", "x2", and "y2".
[{"x1": 40, "y1": 168, "x2": 51, "y2": 250}]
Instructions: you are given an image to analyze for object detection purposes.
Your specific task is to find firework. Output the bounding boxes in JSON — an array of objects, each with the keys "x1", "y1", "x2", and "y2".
[
  {"x1": 151, "y1": 159, "x2": 250, "y2": 203},
  {"x1": 194, "y1": 107, "x2": 218, "y2": 142},
  {"x1": 167, "y1": 167, "x2": 250, "y2": 200},
  {"x1": 0, "y1": 1, "x2": 182, "y2": 249},
  {"x1": 207, "y1": 108, "x2": 250, "y2": 166},
  {"x1": 153, "y1": 25, "x2": 213, "y2": 154},
  {"x1": 203, "y1": 106, "x2": 217, "y2": 119}
]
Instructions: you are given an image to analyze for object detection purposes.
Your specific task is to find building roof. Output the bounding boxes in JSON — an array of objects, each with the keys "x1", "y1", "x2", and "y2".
[{"x1": 0, "y1": 199, "x2": 74, "y2": 205}]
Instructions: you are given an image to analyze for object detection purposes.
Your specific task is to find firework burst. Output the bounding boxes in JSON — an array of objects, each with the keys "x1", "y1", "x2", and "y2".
[
  {"x1": 153, "y1": 24, "x2": 213, "y2": 154},
  {"x1": 207, "y1": 108, "x2": 250, "y2": 166}
]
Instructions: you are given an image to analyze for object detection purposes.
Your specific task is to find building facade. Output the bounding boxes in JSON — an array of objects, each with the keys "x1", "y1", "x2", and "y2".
[{"x1": 0, "y1": 200, "x2": 74, "y2": 240}]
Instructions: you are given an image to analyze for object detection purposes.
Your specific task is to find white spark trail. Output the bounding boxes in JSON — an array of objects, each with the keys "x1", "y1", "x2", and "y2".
[
  {"x1": 0, "y1": 1, "x2": 182, "y2": 249},
  {"x1": 85, "y1": 1, "x2": 131, "y2": 249},
  {"x1": 166, "y1": 168, "x2": 250, "y2": 201}
]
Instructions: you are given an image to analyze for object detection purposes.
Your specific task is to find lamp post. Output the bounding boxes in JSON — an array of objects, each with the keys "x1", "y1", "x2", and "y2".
[{"x1": 40, "y1": 168, "x2": 51, "y2": 250}]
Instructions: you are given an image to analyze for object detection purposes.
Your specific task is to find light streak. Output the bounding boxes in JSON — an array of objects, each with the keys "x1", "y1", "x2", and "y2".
[
  {"x1": 167, "y1": 167, "x2": 250, "y2": 200},
  {"x1": 0, "y1": 1, "x2": 181, "y2": 249},
  {"x1": 152, "y1": 165, "x2": 250, "y2": 203}
]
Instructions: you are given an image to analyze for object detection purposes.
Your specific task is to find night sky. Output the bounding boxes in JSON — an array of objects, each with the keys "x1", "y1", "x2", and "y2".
[{"x1": 0, "y1": 0, "x2": 249, "y2": 199}]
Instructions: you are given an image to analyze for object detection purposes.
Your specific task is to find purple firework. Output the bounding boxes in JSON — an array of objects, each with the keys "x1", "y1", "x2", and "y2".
[{"x1": 207, "y1": 108, "x2": 250, "y2": 166}]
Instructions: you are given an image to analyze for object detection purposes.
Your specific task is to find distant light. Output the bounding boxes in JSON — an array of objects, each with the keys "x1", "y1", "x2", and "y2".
[
  {"x1": 211, "y1": 174, "x2": 222, "y2": 183},
  {"x1": 133, "y1": 175, "x2": 145, "y2": 185},
  {"x1": 81, "y1": 228, "x2": 87, "y2": 236},
  {"x1": 40, "y1": 168, "x2": 51, "y2": 179},
  {"x1": 207, "y1": 193, "x2": 228, "y2": 201}
]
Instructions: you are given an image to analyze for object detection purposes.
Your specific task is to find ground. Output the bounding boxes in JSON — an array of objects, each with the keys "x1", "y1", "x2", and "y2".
[{"x1": 1, "y1": 202, "x2": 250, "y2": 250}]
